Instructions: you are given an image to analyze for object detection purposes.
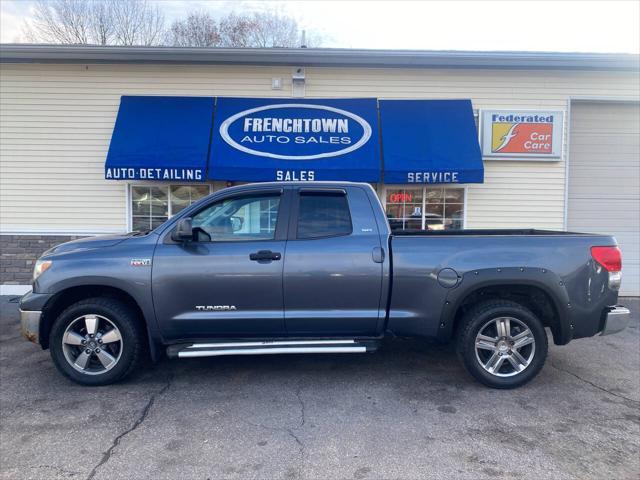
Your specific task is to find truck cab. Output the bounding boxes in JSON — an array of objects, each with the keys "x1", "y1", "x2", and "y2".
[{"x1": 152, "y1": 183, "x2": 389, "y2": 339}]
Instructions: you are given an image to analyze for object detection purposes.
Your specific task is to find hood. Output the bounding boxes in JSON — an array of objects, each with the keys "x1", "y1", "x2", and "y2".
[{"x1": 46, "y1": 233, "x2": 135, "y2": 255}]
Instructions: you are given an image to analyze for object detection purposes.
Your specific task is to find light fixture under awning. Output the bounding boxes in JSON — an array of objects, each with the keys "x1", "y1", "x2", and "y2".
[
  {"x1": 105, "y1": 96, "x2": 214, "y2": 181},
  {"x1": 380, "y1": 99, "x2": 484, "y2": 184}
]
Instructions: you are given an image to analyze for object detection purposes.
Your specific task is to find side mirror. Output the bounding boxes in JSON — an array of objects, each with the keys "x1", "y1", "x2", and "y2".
[{"x1": 171, "y1": 217, "x2": 193, "y2": 242}]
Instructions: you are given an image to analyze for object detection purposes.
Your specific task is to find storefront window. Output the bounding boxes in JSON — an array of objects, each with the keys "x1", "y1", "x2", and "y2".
[
  {"x1": 385, "y1": 187, "x2": 464, "y2": 231},
  {"x1": 131, "y1": 184, "x2": 211, "y2": 232},
  {"x1": 385, "y1": 188, "x2": 423, "y2": 231},
  {"x1": 131, "y1": 186, "x2": 168, "y2": 232}
]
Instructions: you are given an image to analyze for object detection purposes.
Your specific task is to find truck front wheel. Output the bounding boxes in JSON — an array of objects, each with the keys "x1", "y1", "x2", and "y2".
[
  {"x1": 456, "y1": 300, "x2": 548, "y2": 389},
  {"x1": 49, "y1": 297, "x2": 144, "y2": 386}
]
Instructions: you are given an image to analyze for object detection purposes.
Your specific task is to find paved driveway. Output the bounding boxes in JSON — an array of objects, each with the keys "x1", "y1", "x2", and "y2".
[{"x1": 1, "y1": 296, "x2": 638, "y2": 480}]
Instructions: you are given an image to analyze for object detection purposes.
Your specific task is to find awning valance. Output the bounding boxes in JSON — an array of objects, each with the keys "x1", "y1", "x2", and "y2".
[
  {"x1": 104, "y1": 96, "x2": 483, "y2": 185},
  {"x1": 105, "y1": 96, "x2": 214, "y2": 181},
  {"x1": 379, "y1": 99, "x2": 484, "y2": 184}
]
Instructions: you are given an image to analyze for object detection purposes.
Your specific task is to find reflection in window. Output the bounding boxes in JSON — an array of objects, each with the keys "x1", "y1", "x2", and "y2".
[
  {"x1": 385, "y1": 187, "x2": 464, "y2": 231},
  {"x1": 170, "y1": 185, "x2": 210, "y2": 214},
  {"x1": 192, "y1": 194, "x2": 281, "y2": 242}
]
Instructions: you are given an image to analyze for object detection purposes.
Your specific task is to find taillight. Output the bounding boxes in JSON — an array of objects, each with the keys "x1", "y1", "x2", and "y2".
[
  {"x1": 591, "y1": 246, "x2": 622, "y2": 272},
  {"x1": 591, "y1": 246, "x2": 622, "y2": 291}
]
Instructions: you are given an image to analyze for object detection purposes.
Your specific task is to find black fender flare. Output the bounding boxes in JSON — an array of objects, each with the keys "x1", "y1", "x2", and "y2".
[{"x1": 435, "y1": 267, "x2": 572, "y2": 344}]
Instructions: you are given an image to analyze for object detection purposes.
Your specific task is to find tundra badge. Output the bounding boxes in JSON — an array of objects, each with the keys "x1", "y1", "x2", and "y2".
[{"x1": 196, "y1": 305, "x2": 237, "y2": 311}]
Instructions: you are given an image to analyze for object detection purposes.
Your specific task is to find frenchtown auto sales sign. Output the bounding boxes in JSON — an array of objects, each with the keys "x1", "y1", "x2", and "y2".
[
  {"x1": 210, "y1": 97, "x2": 381, "y2": 182},
  {"x1": 481, "y1": 110, "x2": 563, "y2": 159},
  {"x1": 219, "y1": 103, "x2": 373, "y2": 161}
]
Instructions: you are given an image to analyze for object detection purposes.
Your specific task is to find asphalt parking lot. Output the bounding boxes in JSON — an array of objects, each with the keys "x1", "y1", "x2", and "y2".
[{"x1": 1, "y1": 296, "x2": 638, "y2": 480}]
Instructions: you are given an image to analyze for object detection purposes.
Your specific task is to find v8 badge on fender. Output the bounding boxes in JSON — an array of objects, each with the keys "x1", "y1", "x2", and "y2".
[{"x1": 130, "y1": 258, "x2": 152, "y2": 267}]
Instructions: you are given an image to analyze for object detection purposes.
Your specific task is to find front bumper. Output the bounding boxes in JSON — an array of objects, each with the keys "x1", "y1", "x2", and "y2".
[
  {"x1": 20, "y1": 309, "x2": 42, "y2": 344},
  {"x1": 601, "y1": 306, "x2": 631, "y2": 336}
]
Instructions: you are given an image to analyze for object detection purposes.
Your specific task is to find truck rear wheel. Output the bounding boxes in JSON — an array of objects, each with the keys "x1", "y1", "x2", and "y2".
[
  {"x1": 49, "y1": 297, "x2": 143, "y2": 386},
  {"x1": 456, "y1": 300, "x2": 548, "y2": 389}
]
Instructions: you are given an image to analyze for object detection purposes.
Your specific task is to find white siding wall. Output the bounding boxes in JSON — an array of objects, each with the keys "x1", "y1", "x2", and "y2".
[{"x1": 1, "y1": 63, "x2": 639, "y2": 234}]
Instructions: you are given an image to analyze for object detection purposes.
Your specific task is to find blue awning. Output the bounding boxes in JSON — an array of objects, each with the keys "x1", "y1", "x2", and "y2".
[
  {"x1": 380, "y1": 99, "x2": 483, "y2": 184},
  {"x1": 105, "y1": 96, "x2": 214, "y2": 181},
  {"x1": 208, "y1": 97, "x2": 380, "y2": 182}
]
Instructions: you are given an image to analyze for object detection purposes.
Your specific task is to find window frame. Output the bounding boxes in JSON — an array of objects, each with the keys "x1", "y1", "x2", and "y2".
[
  {"x1": 382, "y1": 184, "x2": 468, "y2": 231},
  {"x1": 290, "y1": 188, "x2": 354, "y2": 241},
  {"x1": 127, "y1": 183, "x2": 212, "y2": 232}
]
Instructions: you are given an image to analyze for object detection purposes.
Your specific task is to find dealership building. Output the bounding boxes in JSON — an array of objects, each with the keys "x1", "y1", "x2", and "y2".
[{"x1": 1, "y1": 45, "x2": 639, "y2": 295}]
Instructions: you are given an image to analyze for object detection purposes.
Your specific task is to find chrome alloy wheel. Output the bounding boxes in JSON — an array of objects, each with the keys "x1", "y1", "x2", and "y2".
[
  {"x1": 61, "y1": 315, "x2": 123, "y2": 375},
  {"x1": 474, "y1": 316, "x2": 536, "y2": 377}
]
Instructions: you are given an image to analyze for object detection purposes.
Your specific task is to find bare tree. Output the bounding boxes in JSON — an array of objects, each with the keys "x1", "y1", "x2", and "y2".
[
  {"x1": 91, "y1": 0, "x2": 116, "y2": 46},
  {"x1": 112, "y1": 0, "x2": 165, "y2": 46},
  {"x1": 247, "y1": 12, "x2": 299, "y2": 48},
  {"x1": 169, "y1": 11, "x2": 220, "y2": 47},
  {"x1": 135, "y1": 3, "x2": 165, "y2": 46},
  {"x1": 28, "y1": 0, "x2": 92, "y2": 44},
  {"x1": 25, "y1": 0, "x2": 165, "y2": 46},
  {"x1": 218, "y1": 13, "x2": 254, "y2": 48},
  {"x1": 170, "y1": 10, "x2": 319, "y2": 48},
  {"x1": 25, "y1": 1, "x2": 319, "y2": 48}
]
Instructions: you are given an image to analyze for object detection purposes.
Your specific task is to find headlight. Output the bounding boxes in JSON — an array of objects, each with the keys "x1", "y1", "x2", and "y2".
[{"x1": 33, "y1": 259, "x2": 52, "y2": 281}]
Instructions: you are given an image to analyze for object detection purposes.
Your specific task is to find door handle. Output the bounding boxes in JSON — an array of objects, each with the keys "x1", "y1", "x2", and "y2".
[
  {"x1": 249, "y1": 250, "x2": 282, "y2": 261},
  {"x1": 372, "y1": 247, "x2": 385, "y2": 263}
]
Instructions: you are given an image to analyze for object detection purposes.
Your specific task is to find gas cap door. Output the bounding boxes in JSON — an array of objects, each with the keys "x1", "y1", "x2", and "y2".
[{"x1": 437, "y1": 268, "x2": 460, "y2": 288}]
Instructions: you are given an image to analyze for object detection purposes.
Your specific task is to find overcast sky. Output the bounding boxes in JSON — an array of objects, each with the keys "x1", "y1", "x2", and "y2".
[{"x1": 1, "y1": 0, "x2": 639, "y2": 53}]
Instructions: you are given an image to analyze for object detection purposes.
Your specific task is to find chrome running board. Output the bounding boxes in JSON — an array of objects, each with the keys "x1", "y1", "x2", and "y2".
[{"x1": 167, "y1": 339, "x2": 373, "y2": 359}]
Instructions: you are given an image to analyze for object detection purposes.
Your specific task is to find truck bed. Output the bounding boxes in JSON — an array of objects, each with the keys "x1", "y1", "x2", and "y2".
[{"x1": 387, "y1": 230, "x2": 618, "y2": 342}]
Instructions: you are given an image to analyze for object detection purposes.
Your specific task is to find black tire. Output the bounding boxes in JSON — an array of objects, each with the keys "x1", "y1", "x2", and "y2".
[
  {"x1": 456, "y1": 299, "x2": 548, "y2": 389},
  {"x1": 49, "y1": 297, "x2": 144, "y2": 386}
]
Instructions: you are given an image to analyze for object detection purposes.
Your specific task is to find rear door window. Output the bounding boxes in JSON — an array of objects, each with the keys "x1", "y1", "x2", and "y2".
[{"x1": 296, "y1": 192, "x2": 352, "y2": 239}]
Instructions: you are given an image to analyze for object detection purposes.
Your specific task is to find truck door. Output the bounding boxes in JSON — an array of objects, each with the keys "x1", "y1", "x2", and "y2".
[
  {"x1": 283, "y1": 186, "x2": 385, "y2": 336},
  {"x1": 152, "y1": 189, "x2": 289, "y2": 340}
]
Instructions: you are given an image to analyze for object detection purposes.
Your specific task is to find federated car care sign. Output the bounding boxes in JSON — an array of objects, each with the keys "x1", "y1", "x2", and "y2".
[
  {"x1": 209, "y1": 98, "x2": 380, "y2": 182},
  {"x1": 480, "y1": 110, "x2": 563, "y2": 159}
]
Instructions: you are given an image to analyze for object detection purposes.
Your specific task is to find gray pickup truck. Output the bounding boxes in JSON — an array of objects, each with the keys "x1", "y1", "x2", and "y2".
[{"x1": 19, "y1": 182, "x2": 630, "y2": 388}]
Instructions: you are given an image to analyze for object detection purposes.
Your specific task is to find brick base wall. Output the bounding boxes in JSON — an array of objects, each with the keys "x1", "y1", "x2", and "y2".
[{"x1": 1, "y1": 235, "x2": 84, "y2": 284}]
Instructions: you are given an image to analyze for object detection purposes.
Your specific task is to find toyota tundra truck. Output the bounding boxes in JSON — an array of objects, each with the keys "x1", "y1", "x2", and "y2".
[{"x1": 19, "y1": 182, "x2": 630, "y2": 388}]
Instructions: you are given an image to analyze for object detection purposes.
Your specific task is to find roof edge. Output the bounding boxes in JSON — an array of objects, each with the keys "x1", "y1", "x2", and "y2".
[{"x1": 1, "y1": 44, "x2": 639, "y2": 71}]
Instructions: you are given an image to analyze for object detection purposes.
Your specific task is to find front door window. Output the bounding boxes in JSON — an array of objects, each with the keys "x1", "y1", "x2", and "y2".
[{"x1": 192, "y1": 194, "x2": 281, "y2": 242}]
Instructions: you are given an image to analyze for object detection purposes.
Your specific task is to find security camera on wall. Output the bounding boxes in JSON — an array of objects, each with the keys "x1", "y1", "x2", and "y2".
[{"x1": 292, "y1": 67, "x2": 306, "y2": 81}]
